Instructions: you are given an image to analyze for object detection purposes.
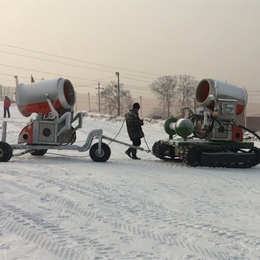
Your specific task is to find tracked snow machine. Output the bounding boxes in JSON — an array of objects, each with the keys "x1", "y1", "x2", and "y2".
[{"x1": 152, "y1": 78, "x2": 260, "y2": 168}]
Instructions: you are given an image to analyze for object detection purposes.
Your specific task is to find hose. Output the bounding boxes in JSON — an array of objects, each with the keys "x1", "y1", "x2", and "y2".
[
  {"x1": 237, "y1": 124, "x2": 260, "y2": 141},
  {"x1": 106, "y1": 119, "x2": 126, "y2": 145},
  {"x1": 107, "y1": 118, "x2": 151, "y2": 153}
]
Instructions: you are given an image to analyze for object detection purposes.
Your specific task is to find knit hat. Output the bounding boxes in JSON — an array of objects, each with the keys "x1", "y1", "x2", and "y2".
[{"x1": 133, "y1": 103, "x2": 140, "y2": 109}]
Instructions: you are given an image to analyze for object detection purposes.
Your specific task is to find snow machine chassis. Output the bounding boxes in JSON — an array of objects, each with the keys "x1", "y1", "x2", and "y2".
[
  {"x1": 0, "y1": 127, "x2": 111, "y2": 163},
  {"x1": 152, "y1": 139, "x2": 260, "y2": 168},
  {"x1": 0, "y1": 124, "x2": 146, "y2": 163}
]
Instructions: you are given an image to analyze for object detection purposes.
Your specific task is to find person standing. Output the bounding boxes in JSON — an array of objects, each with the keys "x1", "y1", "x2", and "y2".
[
  {"x1": 3, "y1": 96, "x2": 11, "y2": 118},
  {"x1": 125, "y1": 102, "x2": 144, "y2": 160}
]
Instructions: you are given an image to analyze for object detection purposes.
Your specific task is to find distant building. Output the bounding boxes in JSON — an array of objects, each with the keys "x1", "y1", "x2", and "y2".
[
  {"x1": 232, "y1": 110, "x2": 260, "y2": 132},
  {"x1": 0, "y1": 86, "x2": 15, "y2": 101}
]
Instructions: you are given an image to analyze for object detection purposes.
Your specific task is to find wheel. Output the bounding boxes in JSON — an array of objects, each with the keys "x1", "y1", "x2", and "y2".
[
  {"x1": 30, "y1": 149, "x2": 48, "y2": 156},
  {"x1": 89, "y1": 143, "x2": 111, "y2": 162},
  {"x1": 0, "y1": 141, "x2": 13, "y2": 162}
]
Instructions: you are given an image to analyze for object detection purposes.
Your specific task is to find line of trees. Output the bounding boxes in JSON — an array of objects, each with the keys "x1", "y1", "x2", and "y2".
[
  {"x1": 150, "y1": 75, "x2": 198, "y2": 118},
  {"x1": 100, "y1": 81, "x2": 133, "y2": 115},
  {"x1": 98, "y1": 75, "x2": 198, "y2": 118}
]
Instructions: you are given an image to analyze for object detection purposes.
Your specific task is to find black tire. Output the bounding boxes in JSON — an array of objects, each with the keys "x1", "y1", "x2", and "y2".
[
  {"x1": 89, "y1": 143, "x2": 111, "y2": 162},
  {"x1": 0, "y1": 141, "x2": 13, "y2": 162},
  {"x1": 30, "y1": 149, "x2": 48, "y2": 156}
]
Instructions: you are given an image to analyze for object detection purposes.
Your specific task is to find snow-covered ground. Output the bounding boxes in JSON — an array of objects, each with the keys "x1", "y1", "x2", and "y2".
[{"x1": 1, "y1": 103, "x2": 260, "y2": 260}]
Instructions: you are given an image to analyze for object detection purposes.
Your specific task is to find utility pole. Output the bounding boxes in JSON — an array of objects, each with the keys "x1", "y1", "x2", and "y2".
[
  {"x1": 140, "y1": 96, "x2": 142, "y2": 117},
  {"x1": 96, "y1": 82, "x2": 103, "y2": 114},
  {"x1": 88, "y1": 92, "x2": 91, "y2": 112},
  {"x1": 193, "y1": 98, "x2": 197, "y2": 113},
  {"x1": 14, "y1": 76, "x2": 18, "y2": 88},
  {"x1": 115, "y1": 72, "x2": 120, "y2": 116},
  {"x1": 121, "y1": 96, "x2": 123, "y2": 115},
  {"x1": 13, "y1": 76, "x2": 19, "y2": 101}
]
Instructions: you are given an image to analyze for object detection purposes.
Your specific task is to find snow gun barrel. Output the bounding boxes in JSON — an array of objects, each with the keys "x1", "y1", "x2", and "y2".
[
  {"x1": 15, "y1": 78, "x2": 76, "y2": 117},
  {"x1": 195, "y1": 78, "x2": 248, "y2": 116}
]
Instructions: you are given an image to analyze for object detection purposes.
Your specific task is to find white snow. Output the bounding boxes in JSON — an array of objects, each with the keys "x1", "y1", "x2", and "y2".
[{"x1": 0, "y1": 103, "x2": 260, "y2": 260}]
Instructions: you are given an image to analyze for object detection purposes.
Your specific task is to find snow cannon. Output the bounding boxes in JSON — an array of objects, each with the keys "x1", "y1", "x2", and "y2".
[
  {"x1": 16, "y1": 78, "x2": 76, "y2": 117},
  {"x1": 16, "y1": 78, "x2": 82, "y2": 146},
  {"x1": 0, "y1": 77, "x2": 112, "y2": 163},
  {"x1": 152, "y1": 78, "x2": 260, "y2": 168},
  {"x1": 164, "y1": 117, "x2": 194, "y2": 140},
  {"x1": 196, "y1": 78, "x2": 248, "y2": 119}
]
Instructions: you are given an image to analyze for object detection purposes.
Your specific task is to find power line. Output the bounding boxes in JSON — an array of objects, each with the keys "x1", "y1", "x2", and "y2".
[
  {"x1": 0, "y1": 46, "x2": 161, "y2": 90},
  {"x1": 0, "y1": 63, "x2": 101, "y2": 82},
  {"x1": 0, "y1": 42, "x2": 163, "y2": 78},
  {"x1": 0, "y1": 72, "x2": 31, "y2": 83},
  {"x1": 0, "y1": 67, "x2": 152, "y2": 94},
  {"x1": 120, "y1": 76, "x2": 152, "y2": 83},
  {"x1": 0, "y1": 49, "x2": 115, "y2": 74},
  {"x1": 0, "y1": 22, "x2": 175, "y2": 72}
]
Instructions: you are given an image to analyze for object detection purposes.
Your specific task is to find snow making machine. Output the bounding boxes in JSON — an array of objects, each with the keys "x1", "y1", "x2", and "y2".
[
  {"x1": 152, "y1": 78, "x2": 260, "y2": 168},
  {"x1": 0, "y1": 78, "x2": 111, "y2": 162}
]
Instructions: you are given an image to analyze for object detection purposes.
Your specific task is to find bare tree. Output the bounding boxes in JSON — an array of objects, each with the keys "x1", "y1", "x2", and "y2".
[
  {"x1": 100, "y1": 81, "x2": 133, "y2": 115},
  {"x1": 121, "y1": 89, "x2": 134, "y2": 115},
  {"x1": 149, "y1": 75, "x2": 178, "y2": 118},
  {"x1": 175, "y1": 75, "x2": 198, "y2": 113}
]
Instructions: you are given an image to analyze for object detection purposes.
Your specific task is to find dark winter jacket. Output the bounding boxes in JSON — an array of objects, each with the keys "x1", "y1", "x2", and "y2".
[{"x1": 125, "y1": 109, "x2": 144, "y2": 140}]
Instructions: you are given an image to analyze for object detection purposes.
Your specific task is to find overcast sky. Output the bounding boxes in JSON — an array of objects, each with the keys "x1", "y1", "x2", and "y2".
[{"x1": 1, "y1": 0, "x2": 260, "y2": 102}]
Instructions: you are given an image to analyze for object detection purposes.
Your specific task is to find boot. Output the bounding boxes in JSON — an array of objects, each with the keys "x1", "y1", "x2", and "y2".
[
  {"x1": 125, "y1": 148, "x2": 133, "y2": 158},
  {"x1": 132, "y1": 149, "x2": 141, "y2": 160}
]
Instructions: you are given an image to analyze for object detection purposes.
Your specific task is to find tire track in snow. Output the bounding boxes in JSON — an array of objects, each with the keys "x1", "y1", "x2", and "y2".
[
  {"x1": 26, "y1": 167, "x2": 260, "y2": 239},
  {"x1": 25, "y1": 165, "x2": 260, "y2": 257},
  {"x1": 201, "y1": 170, "x2": 260, "y2": 219},
  {"x1": 0, "y1": 176, "x2": 223, "y2": 260},
  {"x1": 0, "y1": 204, "x2": 87, "y2": 260},
  {"x1": 6, "y1": 162, "x2": 260, "y2": 258},
  {"x1": 0, "y1": 201, "x2": 138, "y2": 260},
  {"x1": 207, "y1": 170, "x2": 260, "y2": 195}
]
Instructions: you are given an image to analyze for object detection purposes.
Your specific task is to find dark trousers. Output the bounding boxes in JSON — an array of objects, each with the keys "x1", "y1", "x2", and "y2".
[
  {"x1": 132, "y1": 138, "x2": 141, "y2": 148},
  {"x1": 126, "y1": 138, "x2": 141, "y2": 158},
  {"x1": 132, "y1": 138, "x2": 141, "y2": 157},
  {"x1": 4, "y1": 107, "x2": 10, "y2": 118}
]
